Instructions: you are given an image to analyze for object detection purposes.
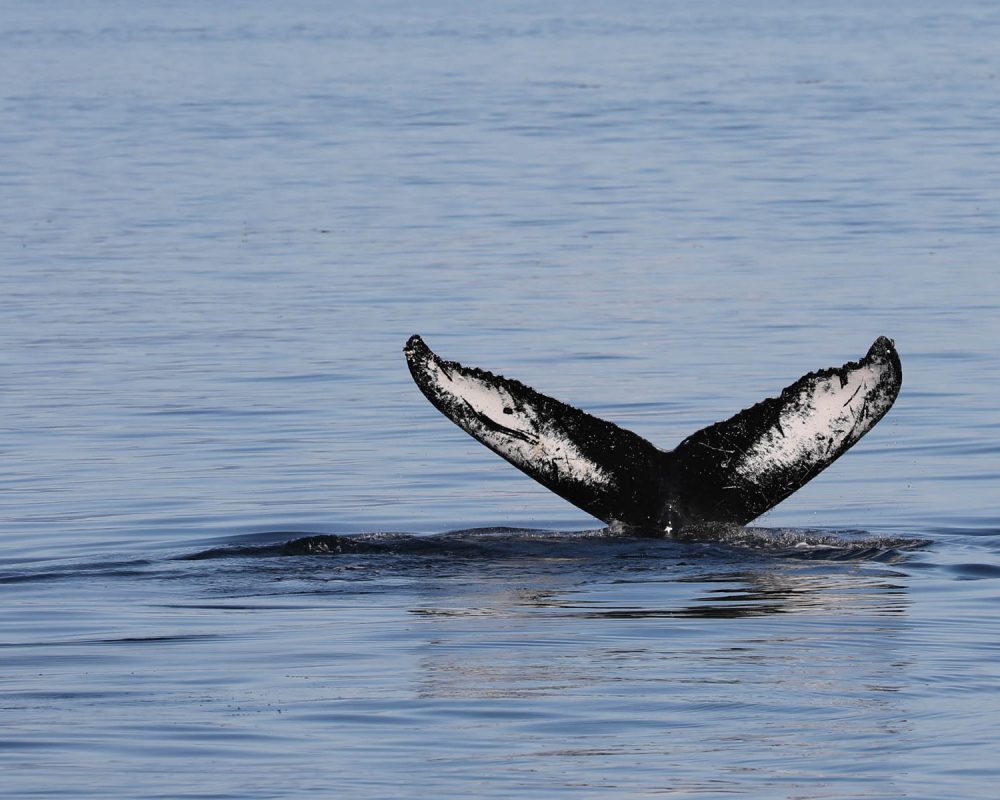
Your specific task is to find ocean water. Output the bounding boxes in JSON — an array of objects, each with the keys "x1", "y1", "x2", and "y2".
[{"x1": 2, "y1": 1, "x2": 999, "y2": 797}]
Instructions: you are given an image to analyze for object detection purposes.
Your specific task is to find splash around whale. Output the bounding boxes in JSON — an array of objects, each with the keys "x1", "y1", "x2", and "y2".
[{"x1": 404, "y1": 335, "x2": 902, "y2": 536}]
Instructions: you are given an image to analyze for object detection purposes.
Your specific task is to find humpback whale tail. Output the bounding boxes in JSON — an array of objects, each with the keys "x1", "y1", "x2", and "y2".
[{"x1": 404, "y1": 335, "x2": 901, "y2": 535}]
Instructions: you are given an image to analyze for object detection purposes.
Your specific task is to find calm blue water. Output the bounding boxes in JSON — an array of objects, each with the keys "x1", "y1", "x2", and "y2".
[{"x1": 2, "y1": 1, "x2": 1000, "y2": 797}]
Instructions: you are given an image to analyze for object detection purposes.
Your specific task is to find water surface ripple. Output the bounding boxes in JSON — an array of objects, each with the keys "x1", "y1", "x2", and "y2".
[{"x1": 3, "y1": 1, "x2": 1000, "y2": 798}]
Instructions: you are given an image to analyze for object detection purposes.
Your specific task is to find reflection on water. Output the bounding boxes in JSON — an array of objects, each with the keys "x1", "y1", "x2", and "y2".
[
  {"x1": 180, "y1": 528, "x2": 915, "y2": 709},
  {"x1": 390, "y1": 540, "x2": 915, "y2": 798},
  {"x1": 0, "y1": 523, "x2": 979, "y2": 799}
]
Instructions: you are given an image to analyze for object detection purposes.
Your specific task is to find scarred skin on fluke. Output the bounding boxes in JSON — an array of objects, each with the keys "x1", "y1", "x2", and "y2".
[{"x1": 404, "y1": 335, "x2": 902, "y2": 536}]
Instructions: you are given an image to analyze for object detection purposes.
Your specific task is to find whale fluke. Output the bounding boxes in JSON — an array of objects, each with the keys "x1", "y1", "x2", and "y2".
[{"x1": 404, "y1": 335, "x2": 901, "y2": 535}]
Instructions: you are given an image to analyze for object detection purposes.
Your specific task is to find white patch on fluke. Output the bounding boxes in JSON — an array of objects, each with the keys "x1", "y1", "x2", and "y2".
[
  {"x1": 736, "y1": 361, "x2": 884, "y2": 482},
  {"x1": 425, "y1": 358, "x2": 613, "y2": 489}
]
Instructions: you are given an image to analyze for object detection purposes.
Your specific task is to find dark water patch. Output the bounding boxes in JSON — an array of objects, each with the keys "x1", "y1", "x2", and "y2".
[
  {"x1": 410, "y1": 601, "x2": 801, "y2": 621},
  {"x1": 0, "y1": 557, "x2": 156, "y2": 585},
  {"x1": 946, "y1": 562, "x2": 1000, "y2": 580},
  {"x1": 917, "y1": 522, "x2": 1000, "y2": 539},
  {"x1": 0, "y1": 633, "x2": 219, "y2": 649},
  {"x1": 0, "y1": 739, "x2": 56, "y2": 751},
  {"x1": 97, "y1": 633, "x2": 221, "y2": 645}
]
